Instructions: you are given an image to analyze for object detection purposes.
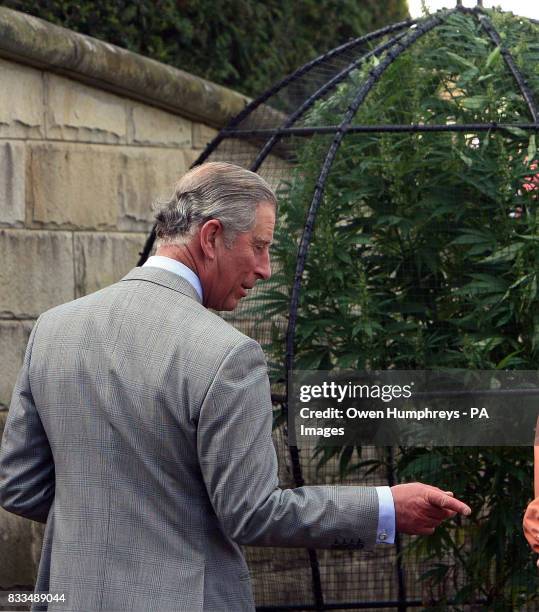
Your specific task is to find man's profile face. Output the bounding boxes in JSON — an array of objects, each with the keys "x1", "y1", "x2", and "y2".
[{"x1": 206, "y1": 201, "x2": 275, "y2": 311}]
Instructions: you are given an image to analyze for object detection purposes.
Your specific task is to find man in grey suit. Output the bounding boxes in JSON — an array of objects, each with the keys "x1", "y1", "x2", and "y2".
[{"x1": 0, "y1": 162, "x2": 470, "y2": 611}]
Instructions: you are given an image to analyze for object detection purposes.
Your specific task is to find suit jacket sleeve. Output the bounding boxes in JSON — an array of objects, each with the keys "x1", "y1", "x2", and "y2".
[
  {"x1": 0, "y1": 319, "x2": 54, "y2": 523},
  {"x1": 196, "y1": 337, "x2": 379, "y2": 549}
]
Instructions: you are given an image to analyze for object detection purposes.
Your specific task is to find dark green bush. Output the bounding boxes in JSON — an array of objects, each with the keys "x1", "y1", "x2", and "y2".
[{"x1": 0, "y1": 0, "x2": 409, "y2": 97}]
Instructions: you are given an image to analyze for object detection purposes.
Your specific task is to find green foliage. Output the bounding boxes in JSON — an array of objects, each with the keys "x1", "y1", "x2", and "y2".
[
  {"x1": 265, "y1": 9, "x2": 539, "y2": 374},
  {"x1": 0, "y1": 0, "x2": 409, "y2": 97},
  {"x1": 395, "y1": 447, "x2": 537, "y2": 609},
  {"x1": 253, "y1": 9, "x2": 539, "y2": 607}
]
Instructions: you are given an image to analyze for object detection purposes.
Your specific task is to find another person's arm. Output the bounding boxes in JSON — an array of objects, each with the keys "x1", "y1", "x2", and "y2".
[{"x1": 523, "y1": 419, "x2": 539, "y2": 558}]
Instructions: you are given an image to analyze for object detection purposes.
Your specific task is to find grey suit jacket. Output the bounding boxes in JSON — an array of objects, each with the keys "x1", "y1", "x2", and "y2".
[{"x1": 0, "y1": 266, "x2": 378, "y2": 611}]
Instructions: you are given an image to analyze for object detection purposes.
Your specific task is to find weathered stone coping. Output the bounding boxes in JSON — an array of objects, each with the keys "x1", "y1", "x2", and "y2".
[{"x1": 0, "y1": 6, "x2": 249, "y2": 128}]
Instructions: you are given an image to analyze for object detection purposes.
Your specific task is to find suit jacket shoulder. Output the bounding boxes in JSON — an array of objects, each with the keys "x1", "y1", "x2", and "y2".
[{"x1": 32, "y1": 266, "x2": 261, "y2": 421}]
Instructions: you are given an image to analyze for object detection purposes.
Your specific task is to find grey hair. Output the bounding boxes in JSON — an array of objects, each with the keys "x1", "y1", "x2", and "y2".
[{"x1": 153, "y1": 162, "x2": 277, "y2": 248}]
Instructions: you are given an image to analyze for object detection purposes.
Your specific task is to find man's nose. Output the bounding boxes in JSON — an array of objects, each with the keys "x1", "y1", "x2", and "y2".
[{"x1": 256, "y1": 252, "x2": 271, "y2": 281}]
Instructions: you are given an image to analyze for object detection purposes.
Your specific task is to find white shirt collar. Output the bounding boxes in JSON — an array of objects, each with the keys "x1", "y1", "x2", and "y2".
[{"x1": 142, "y1": 255, "x2": 203, "y2": 301}]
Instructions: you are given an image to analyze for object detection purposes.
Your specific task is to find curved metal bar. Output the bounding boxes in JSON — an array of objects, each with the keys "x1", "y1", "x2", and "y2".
[
  {"x1": 225, "y1": 121, "x2": 539, "y2": 138},
  {"x1": 477, "y1": 12, "x2": 539, "y2": 123},
  {"x1": 249, "y1": 30, "x2": 409, "y2": 172},
  {"x1": 192, "y1": 17, "x2": 416, "y2": 167},
  {"x1": 259, "y1": 26, "x2": 410, "y2": 612},
  {"x1": 456, "y1": 6, "x2": 477, "y2": 17},
  {"x1": 284, "y1": 9, "x2": 451, "y2": 380},
  {"x1": 281, "y1": 15, "x2": 450, "y2": 605},
  {"x1": 280, "y1": 14, "x2": 450, "y2": 608},
  {"x1": 385, "y1": 447, "x2": 407, "y2": 611},
  {"x1": 137, "y1": 227, "x2": 156, "y2": 266}
]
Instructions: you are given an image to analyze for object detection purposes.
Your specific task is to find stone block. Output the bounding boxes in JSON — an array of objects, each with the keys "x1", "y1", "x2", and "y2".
[
  {"x1": 118, "y1": 147, "x2": 191, "y2": 231},
  {"x1": 0, "y1": 141, "x2": 25, "y2": 227},
  {"x1": 0, "y1": 229, "x2": 74, "y2": 318},
  {"x1": 46, "y1": 74, "x2": 127, "y2": 143},
  {"x1": 0, "y1": 408, "x2": 39, "y2": 589},
  {"x1": 0, "y1": 507, "x2": 36, "y2": 589},
  {"x1": 192, "y1": 123, "x2": 219, "y2": 149},
  {"x1": 0, "y1": 320, "x2": 34, "y2": 409},
  {"x1": 74, "y1": 232, "x2": 147, "y2": 297},
  {"x1": 29, "y1": 143, "x2": 119, "y2": 229},
  {"x1": 30, "y1": 521, "x2": 45, "y2": 576},
  {"x1": 0, "y1": 58, "x2": 44, "y2": 139},
  {"x1": 129, "y1": 103, "x2": 191, "y2": 147}
]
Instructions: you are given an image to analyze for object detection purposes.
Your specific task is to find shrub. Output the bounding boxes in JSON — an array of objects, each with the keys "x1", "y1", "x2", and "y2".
[
  {"x1": 0, "y1": 0, "x2": 409, "y2": 97},
  {"x1": 255, "y1": 9, "x2": 539, "y2": 607}
]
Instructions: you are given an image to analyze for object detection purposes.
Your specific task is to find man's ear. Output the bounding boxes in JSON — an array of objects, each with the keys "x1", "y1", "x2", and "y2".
[{"x1": 199, "y1": 219, "x2": 223, "y2": 260}]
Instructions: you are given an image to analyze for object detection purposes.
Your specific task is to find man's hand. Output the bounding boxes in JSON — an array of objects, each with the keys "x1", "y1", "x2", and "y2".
[{"x1": 391, "y1": 483, "x2": 471, "y2": 535}]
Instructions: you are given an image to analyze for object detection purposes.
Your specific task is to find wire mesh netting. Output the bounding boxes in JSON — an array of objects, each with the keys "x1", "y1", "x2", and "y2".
[{"x1": 139, "y1": 4, "x2": 539, "y2": 609}]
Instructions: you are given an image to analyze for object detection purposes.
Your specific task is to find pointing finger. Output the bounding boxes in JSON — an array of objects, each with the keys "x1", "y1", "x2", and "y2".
[{"x1": 426, "y1": 490, "x2": 471, "y2": 516}]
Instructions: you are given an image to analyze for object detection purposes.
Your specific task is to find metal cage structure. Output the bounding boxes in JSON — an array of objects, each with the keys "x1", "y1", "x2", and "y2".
[{"x1": 138, "y1": 3, "x2": 539, "y2": 609}]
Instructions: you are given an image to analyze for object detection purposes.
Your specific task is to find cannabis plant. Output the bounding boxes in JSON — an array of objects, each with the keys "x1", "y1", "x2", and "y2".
[{"x1": 253, "y1": 9, "x2": 539, "y2": 608}]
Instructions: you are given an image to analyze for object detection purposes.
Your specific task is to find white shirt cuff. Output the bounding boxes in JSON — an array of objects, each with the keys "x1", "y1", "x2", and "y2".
[{"x1": 375, "y1": 486, "x2": 396, "y2": 544}]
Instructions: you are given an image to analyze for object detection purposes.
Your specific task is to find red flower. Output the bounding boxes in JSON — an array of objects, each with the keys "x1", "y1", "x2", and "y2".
[{"x1": 523, "y1": 160, "x2": 539, "y2": 193}]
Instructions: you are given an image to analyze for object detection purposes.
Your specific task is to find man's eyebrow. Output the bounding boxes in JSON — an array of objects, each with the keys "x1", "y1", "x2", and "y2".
[{"x1": 253, "y1": 236, "x2": 273, "y2": 246}]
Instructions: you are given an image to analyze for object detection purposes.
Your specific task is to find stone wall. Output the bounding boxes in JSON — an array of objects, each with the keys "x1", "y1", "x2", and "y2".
[{"x1": 0, "y1": 6, "x2": 248, "y2": 589}]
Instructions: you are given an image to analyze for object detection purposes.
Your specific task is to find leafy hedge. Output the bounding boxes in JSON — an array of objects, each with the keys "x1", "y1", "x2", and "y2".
[
  {"x1": 0, "y1": 0, "x2": 409, "y2": 97},
  {"x1": 255, "y1": 9, "x2": 539, "y2": 607}
]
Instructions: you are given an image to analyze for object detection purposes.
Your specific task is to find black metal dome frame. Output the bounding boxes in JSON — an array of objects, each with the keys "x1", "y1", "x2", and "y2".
[
  {"x1": 138, "y1": 3, "x2": 539, "y2": 609},
  {"x1": 140, "y1": 2, "x2": 539, "y2": 383}
]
